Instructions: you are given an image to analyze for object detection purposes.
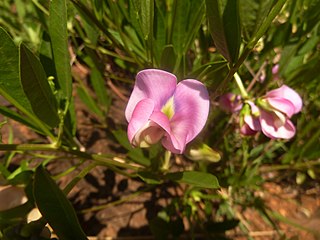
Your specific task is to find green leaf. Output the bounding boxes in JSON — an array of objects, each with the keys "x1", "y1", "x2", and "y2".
[
  {"x1": 90, "y1": 68, "x2": 111, "y2": 113},
  {"x1": 20, "y1": 43, "x2": 59, "y2": 128},
  {"x1": 112, "y1": 130, "x2": 151, "y2": 166},
  {"x1": 39, "y1": 31, "x2": 57, "y2": 79},
  {"x1": 165, "y1": 171, "x2": 220, "y2": 189},
  {"x1": 0, "y1": 106, "x2": 42, "y2": 134},
  {"x1": 137, "y1": 171, "x2": 162, "y2": 184},
  {"x1": 140, "y1": 0, "x2": 153, "y2": 40},
  {"x1": 76, "y1": 85, "x2": 104, "y2": 117},
  {"x1": 49, "y1": 0, "x2": 72, "y2": 100},
  {"x1": 0, "y1": 27, "x2": 33, "y2": 116},
  {"x1": 34, "y1": 166, "x2": 88, "y2": 240},
  {"x1": 239, "y1": 0, "x2": 274, "y2": 40},
  {"x1": 0, "y1": 201, "x2": 34, "y2": 227},
  {"x1": 49, "y1": 0, "x2": 77, "y2": 137},
  {"x1": 205, "y1": 0, "x2": 241, "y2": 63},
  {"x1": 171, "y1": 0, "x2": 205, "y2": 56}
]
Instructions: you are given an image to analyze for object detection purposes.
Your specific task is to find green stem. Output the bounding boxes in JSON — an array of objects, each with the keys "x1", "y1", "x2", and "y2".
[
  {"x1": 0, "y1": 144, "x2": 142, "y2": 171},
  {"x1": 0, "y1": 144, "x2": 58, "y2": 151},
  {"x1": 234, "y1": 72, "x2": 248, "y2": 98},
  {"x1": 260, "y1": 160, "x2": 320, "y2": 172},
  {"x1": 80, "y1": 186, "x2": 154, "y2": 213},
  {"x1": 63, "y1": 161, "x2": 98, "y2": 195},
  {"x1": 161, "y1": 150, "x2": 171, "y2": 171}
]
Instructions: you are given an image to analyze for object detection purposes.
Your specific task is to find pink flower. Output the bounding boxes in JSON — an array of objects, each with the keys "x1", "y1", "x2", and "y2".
[
  {"x1": 125, "y1": 69, "x2": 210, "y2": 154},
  {"x1": 240, "y1": 85, "x2": 302, "y2": 139},
  {"x1": 219, "y1": 93, "x2": 243, "y2": 113},
  {"x1": 240, "y1": 101, "x2": 261, "y2": 136},
  {"x1": 259, "y1": 85, "x2": 302, "y2": 139}
]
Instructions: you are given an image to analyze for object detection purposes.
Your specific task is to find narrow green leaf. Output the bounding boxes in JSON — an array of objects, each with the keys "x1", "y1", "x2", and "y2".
[
  {"x1": 34, "y1": 166, "x2": 88, "y2": 240},
  {"x1": 49, "y1": 0, "x2": 72, "y2": 99},
  {"x1": 223, "y1": 0, "x2": 241, "y2": 62},
  {"x1": 39, "y1": 31, "x2": 57, "y2": 79},
  {"x1": 205, "y1": 0, "x2": 241, "y2": 63},
  {"x1": 239, "y1": 0, "x2": 274, "y2": 40},
  {"x1": 20, "y1": 43, "x2": 59, "y2": 128},
  {"x1": 0, "y1": 201, "x2": 34, "y2": 227},
  {"x1": 0, "y1": 27, "x2": 33, "y2": 115},
  {"x1": 112, "y1": 130, "x2": 151, "y2": 166},
  {"x1": 90, "y1": 68, "x2": 111, "y2": 113},
  {"x1": 171, "y1": 0, "x2": 189, "y2": 55},
  {"x1": 165, "y1": 171, "x2": 220, "y2": 189},
  {"x1": 137, "y1": 171, "x2": 162, "y2": 184},
  {"x1": 140, "y1": 0, "x2": 153, "y2": 40},
  {"x1": 0, "y1": 106, "x2": 42, "y2": 134},
  {"x1": 76, "y1": 85, "x2": 104, "y2": 117},
  {"x1": 49, "y1": 0, "x2": 77, "y2": 137}
]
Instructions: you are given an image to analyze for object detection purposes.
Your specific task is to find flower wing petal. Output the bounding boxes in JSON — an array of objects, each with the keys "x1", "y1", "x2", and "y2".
[
  {"x1": 260, "y1": 110, "x2": 296, "y2": 139},
  {"x1": 127, "y1": 98, "x2": 155, "y2": 143},
  {"x1": 266, "y1": 85, "x2": 302, "y2": 114},
  {"x1": 149, "y1": 111, "x2": 181, "y2": 153},
  {"x1": 167, "y1": 79, "x2": 210, "y2": 153},
  {"x1": 125, "y1": 69, "x2": 177, "y2": 121}
]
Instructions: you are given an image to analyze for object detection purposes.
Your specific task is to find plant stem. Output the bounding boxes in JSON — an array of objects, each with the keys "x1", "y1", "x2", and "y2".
[
  {"x1": 0, "y1": 144, "x2": 142, "y2": 171},
  {"x1": 259, "y1": 160, "x2": 320, "y2": 172},
  {"x1": 63, "y1": 161, "x2": 98, "y2": 195},
  {"x1": 80, "y1": 186, "x2": 154, "y2": 213},
  {"x1": 234, "y1": 72, "x2": 248, "y2": 98}
]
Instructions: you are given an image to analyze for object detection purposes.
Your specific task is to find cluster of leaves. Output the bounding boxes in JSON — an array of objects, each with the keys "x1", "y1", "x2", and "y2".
[{"x1": 0, "y1": 0, "x2": 320, "y2": 239}]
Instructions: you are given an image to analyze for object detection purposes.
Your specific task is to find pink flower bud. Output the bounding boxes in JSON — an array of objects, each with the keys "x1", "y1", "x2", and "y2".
[{"x1": 219, "y1": 93, "x2": 243, "y2": 113}]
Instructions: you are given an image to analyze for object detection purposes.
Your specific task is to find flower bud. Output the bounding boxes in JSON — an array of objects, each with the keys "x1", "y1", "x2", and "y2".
[{"x1": 185, "y1": 142, "x2": 221, "y2": 162}]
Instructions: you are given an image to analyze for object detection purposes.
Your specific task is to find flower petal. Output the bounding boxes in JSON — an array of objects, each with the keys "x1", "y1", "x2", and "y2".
[
  {"x1": 247, "y1": 101, "x2": 260, "y2": 115},
  {"x1": 127, "y1": 98, "x2": 155, "y2": 143},
  {"x1": 149, "y1": 111, "x2": 181, "y2": 153},
  {"x1": 267, "y1": 98, "x2": 295, "y2": 117},
  {"x1": 219, "y1": 93, "x2": 242, "y2": 113},
  {"x1": 240, "y1": 123, "x2": 258, "y2": 136},
  {"x1": 132, "y1": 121, "x2": 165, "y2": 147},
  {"x1": 265, "y1": 85, "x2": 302, "y2": 114},
  {"x1": 260, "y1": 110, "x2": 296, "y2": 139},
  {"x1": 244, "y1": 114, "x2": 261, "y2": 131},
  {"x1": 125, "y1": 69, "x2": 177, "y2": 121},
  {"x1": 166, "y1": 79, "x2": 210, "y2": 153}
]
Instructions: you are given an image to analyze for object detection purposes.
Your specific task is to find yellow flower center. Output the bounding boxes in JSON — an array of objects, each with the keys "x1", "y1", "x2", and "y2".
[{"x1": 161, "y1": 97, "x2": 175, "y2": 119}]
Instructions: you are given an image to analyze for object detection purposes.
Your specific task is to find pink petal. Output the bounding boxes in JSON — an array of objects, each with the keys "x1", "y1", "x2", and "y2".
[
  {"x1": 219, "y1": 93, "x2": 242, "y2": 112},
  {"x1": 127, "y1": 98, "x2": 155, "y2": 143},
  {"x1": 164, "y1": 79, "x2": 210, "y2": 154},
  {"x1": 247, "y1": 101, "x2": 259, "y2": 115},
  {"x1": 125, "y1": 69, "x2": 177, "y2": 122},
  {"x1": 265, "y1": 85, "x2": 302, "y2": 114},
  {"x1": 244, "y1": 115, "x2": 261, "y2": 131},
  {"x1": 260, "y1": 110, "x2": 296, "y2": 139},
  {"x1": 267, "y1": 98, "x2": 295, "y2": 117},
  {"x1": 149, "y1": 111, "x2": 181, "y2": 153},
  {"x1": 240, "y1": 123, "x2": 258, "y2": 136},
  {"x1": 132, "y1": 121, "x2": 165, "y2": 147}
]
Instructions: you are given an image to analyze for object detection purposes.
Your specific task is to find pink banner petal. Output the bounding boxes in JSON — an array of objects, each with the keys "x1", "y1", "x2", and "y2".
[
  {"x1": 267, "y1": 98, "x2": 295, "y2": 118},
  {"x1": 125, "y1": 69, "x2": 177, "y2": 121},
  {"x1": 266, "y1": 85, "x2": 302, "y2": 114}
]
